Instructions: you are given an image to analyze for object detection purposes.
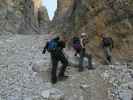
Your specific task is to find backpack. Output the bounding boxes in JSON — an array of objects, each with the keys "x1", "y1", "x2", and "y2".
[
  {"x1": 47, "y1": 39, "x2": 58, "y2": 51},
  {"x1": 72, "y1": 37, "x2": 82, "y2": 51},
  {"x1": 59, "y1": 40, "x2": 66, "y2": 49},
  {"x1": 103, "y1": 37, "x2": 113, "y2": 47}
]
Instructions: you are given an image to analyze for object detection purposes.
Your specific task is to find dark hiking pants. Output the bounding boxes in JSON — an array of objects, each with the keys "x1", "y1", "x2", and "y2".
[
  {"x1": 104, "y1": 47, "x2": 112, "y2": 64},
  {"x1": 51, "y1": 51, "x2": 68, "y2": 82},
  {"x1": 79, "y1": 49, "x2": 92, "y2": 70}
]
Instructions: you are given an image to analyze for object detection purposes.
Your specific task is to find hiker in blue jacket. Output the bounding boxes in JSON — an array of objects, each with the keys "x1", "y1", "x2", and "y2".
[{"x1": 42, "y1": 36, "x2": 68, "y2": 84}]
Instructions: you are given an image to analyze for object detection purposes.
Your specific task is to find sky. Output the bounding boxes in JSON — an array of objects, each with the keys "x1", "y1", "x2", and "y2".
[{"x1": 42, "y1": 0, "x2": 57, "y2": 20}]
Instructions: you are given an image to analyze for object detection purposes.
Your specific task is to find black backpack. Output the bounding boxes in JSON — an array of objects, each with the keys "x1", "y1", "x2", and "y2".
[{"x1": 103, "y1": 37, "x2": 113, "y2": 47}]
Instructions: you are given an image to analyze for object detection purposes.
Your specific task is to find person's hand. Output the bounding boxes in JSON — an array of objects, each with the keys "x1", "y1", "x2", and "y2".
[
  {"x1": 74, "y1": 53, "x2": 77, "y2": 56},
  {"x1": 42, "y1": 49, "x2": 46, "y2": 54}
]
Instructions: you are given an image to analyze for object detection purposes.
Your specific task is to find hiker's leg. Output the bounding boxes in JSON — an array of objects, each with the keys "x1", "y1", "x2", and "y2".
[
  {"x1": 104, "y1": 47, "x2": 110, "y2": 64},
  {"x1": 104, "y1": 47, "x2": 111, "y2": 64},
  {"x1": 106, "y1": 47, "x2": 112, "y2": 63},
  {"x1": 38, "y1": 17, "x2": 41, "y2": 27},
  {"x1": 79, "y1": 50, "x2": 84, "y2": 71},
  {"x1": 58, "y1": 52, "x2": 68, "y2": 77},
  {"x1": 107, "y1": 56, "x2": 111, "y2": 63},
  {"x1": 107, "y1": 47, "x2": 112, "y2": 63},
  {"x1": 110, "y1": 47, "x2": 113, "y2": 63},
  {"x1": 51, "y1": 55, "x2": 58, "y2": 83},
  {"x1": 85, "y1": 53, "x2": 93, "y2": 69}
]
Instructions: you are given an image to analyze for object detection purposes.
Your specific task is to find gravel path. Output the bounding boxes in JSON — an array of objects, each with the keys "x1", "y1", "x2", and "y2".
[{"x1": 1, "y1": 34, "x2": 127, "y2": 100}]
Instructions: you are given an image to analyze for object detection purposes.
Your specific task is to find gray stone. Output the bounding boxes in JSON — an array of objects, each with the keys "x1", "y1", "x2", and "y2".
[
  {"x1": 41, "y1": 90, "x2": 50, "y2": 99},
  {"x1": 68, "y1": 55, "x2": 89, "y2": 67},
  {"x1": 80, "y1": 84, "x2": 90, "y2": 89},
  {"x1": 24, "y1": 97, "x2": 33, "y2": 100},
  {"x1": 119, "y1": 90, "x2": 133, "y2": 100},
  {"x1": 41, "y1": 88, "x2": 64, "y2": 100},
  {"x1": 128, "y1": 82, "x2": 133, "y2": 90},
  {"x1": 32, "y1": 60, "x2": 49, "y2": 73}
]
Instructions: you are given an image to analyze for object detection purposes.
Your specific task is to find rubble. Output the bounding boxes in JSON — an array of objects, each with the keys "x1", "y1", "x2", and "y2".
[
  {"x1": 0, "y1": 35, "x2": 50, "y2": 100},
  {"x1": 101, "y1": 64, "x2": 133, "y2": 100},
  {"x1": 0, "y1": 34, "x2": 133, "y2": 100},
  {"x1": 67, "y1": 53, "x2": 89, "y2": 68},
  {"x1": 41, "y1": 88, "x2": 64, "y2": 100}
]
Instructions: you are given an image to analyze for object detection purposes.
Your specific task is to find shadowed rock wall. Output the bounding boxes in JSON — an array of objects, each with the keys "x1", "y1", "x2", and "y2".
[
  {"x1": 0, "y1": 0, "x2": 49, "y2": 34},
  {"x1": 53, "y1": 0, "x2": 133, "y2": 59}
]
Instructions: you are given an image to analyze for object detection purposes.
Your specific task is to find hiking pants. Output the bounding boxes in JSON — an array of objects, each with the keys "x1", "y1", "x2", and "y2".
[
  {"x1": 104, "y1": 47, "x2": 112, "y2": 63},
  {"x1": 51, "y1": 51, "x2": 68, "y2": 82},
  {"x1": 79, "y1": 49, "x2": 92, "y2": 70}
]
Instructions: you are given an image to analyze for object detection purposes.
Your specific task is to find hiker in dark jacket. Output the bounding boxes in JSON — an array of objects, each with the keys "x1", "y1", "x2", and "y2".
[
  {"x1": 73, "y1": 33, "x2": 93, "y2": 72},
  {"x1": 101, "y1": 34, "x2": 113, "y2": 64},
  {"x1": 42, "y1": 36, "x2": 68, "y2": 84}
]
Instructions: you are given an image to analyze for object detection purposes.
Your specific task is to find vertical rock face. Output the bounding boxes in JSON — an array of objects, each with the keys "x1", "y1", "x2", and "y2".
[
  {"x1": 0, "y1": 0, "x2": 23, "y2": 34},
  {"x1": 20, "y1": 0, "x2": 37, "y2": 34},
  {"x1": 39, "y1": 6, "x2": 49, "y2": 22},
  {"x1": 52, "y1": 0, "x2": 75, "y2": 34},
  {"x1": 0, "y1": 0, "x2": 49, "y2": 34},
  {"x1": 53, "y1": 0, "x2": 133, "y2": 56},
  {"x1": 54, "y1": 0, "x2": 75, "y2": 20},
  {"x1": 33, "y1": 0, "x2": 42, "y2": 12}
]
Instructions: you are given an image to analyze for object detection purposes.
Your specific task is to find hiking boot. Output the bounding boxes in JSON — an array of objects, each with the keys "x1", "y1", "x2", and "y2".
[
  {"x1": 58, "y1": 75, "x2": 69, "y2": 81},
  {"x1": 87, "y1": 66, "x2": 94, "y2": 70},
  {"x1": 78, "y1": 68, "x2": 84, "y2": 72},
  {"x1": 51, "y1": 79, "x2": 57, "y2": 84},
  {"x1": 51, "y1": 78, "x2": 57, "y2": 84}
]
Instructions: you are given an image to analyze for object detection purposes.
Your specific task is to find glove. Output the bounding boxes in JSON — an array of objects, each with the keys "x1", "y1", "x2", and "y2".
[
  {"x1": 42, "y1": 49, "x2": 46, "y2": 54},
  {"x1": 74, "y1": 53, "x2": 77, "y2": 56}
]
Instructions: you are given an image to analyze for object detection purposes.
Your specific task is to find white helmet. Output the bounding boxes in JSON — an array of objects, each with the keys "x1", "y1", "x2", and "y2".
[{"x1": 81, "y1": 33, "x2": 87, "y2": 36}]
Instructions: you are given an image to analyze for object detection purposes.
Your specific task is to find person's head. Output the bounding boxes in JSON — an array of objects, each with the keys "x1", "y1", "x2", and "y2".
[
  {"x1": 97, "y1": 32, "x2": 104, "y2": 37},
  {"x1": 53, "y1": 36, "x2": 60, "y2": 41},
  {"x1": 81, "y1": 33, "x2": 87, "y2": 38},
  {"x1": 101, "y1": 33, "x2": 109, "y2": 39}
]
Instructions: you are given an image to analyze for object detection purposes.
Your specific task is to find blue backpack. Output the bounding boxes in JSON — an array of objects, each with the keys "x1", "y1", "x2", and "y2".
[{"x1": 47, "y1": 40, "x2": 58, "y2": 51}]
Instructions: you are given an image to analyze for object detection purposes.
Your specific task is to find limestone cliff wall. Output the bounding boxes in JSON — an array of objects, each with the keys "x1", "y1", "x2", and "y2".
[
  {"x1": 0, "y1": 0, "x2": 49, "y2": 34},
  {"x1": 52, "y1": 0, "x2": 75, "y2": 33},
  {"x1": 0, "y1": 0, "x2": 22, "y2": 34},
  {"x1": 53, "y1": 0, "x2": 133, "y2": 58}
]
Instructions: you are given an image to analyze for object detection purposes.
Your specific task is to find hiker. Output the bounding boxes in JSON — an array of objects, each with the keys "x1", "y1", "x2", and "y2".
[
  {"x1": 42, "y1": 36, "x2": 69, "y2": 84},
  {"x1": 72, "y1": 33, "x2": 93, "y2": 72},
  {"x1": 101, "y1": 34, "x2": 113, "y2": 64}
]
